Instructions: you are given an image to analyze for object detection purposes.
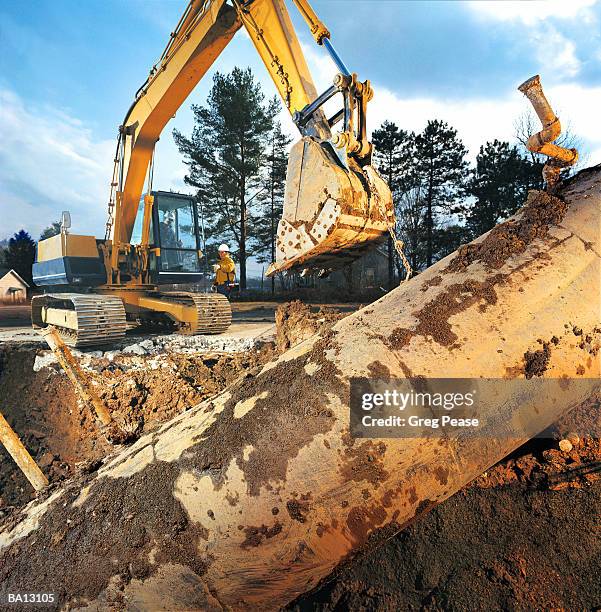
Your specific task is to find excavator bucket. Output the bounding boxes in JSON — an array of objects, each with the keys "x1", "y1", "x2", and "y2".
[{"x1": 266, "y1": 137, "x2": 394, "y2": 277}]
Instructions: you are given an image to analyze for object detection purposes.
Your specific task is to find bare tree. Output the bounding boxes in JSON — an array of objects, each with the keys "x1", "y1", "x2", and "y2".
[
  {"x1": 395, "y1": 183, "x2": 427, "y2": 274},
  {"x1": 514, "y1": 109, "x2": 587, "y2": 173}
]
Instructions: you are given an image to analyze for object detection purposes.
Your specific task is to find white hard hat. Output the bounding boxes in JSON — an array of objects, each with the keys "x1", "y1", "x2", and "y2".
[{"x1": 218, "y1": 243, "x2": 230, "y2": 252}]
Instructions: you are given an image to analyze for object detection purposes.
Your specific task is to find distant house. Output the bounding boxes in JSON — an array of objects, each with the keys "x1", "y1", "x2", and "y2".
[
  {"x1": 323, "y1": 245, "x2": 392, "y2": 291},
  {"x1": 0, "y1": 269, "x2": 30, "y2": 302}
]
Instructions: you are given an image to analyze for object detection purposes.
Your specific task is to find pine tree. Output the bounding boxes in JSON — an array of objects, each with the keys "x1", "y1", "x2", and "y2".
[
  {"x1": 40, "y1": 222, "x2": 62, "y2": 241},
  {"x1": 431, "y1": 224, "x2": 469, "y2": 262},
  {"x1": 466, "y1": 140, "x2": 540, "y2": 238},
  {"x1": 253, "y1": 120, "x2": 292, "y2": 294},
  {"x1": 371, "y1": 121, "x2": 416, "y2": 287},
  {"x1": 4, "y1": 230, "x2": 36, "y2": 285},
  {"x1": 415, "y1": 120, "x2": 469, "y2": 267},
  {"x1": 173, "y1": 67, "x2": 277, "y2": 289}
]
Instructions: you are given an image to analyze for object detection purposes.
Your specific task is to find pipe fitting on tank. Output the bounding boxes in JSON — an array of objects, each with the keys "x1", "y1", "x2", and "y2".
[{"x1": 518, "y1": 75, "x2": 578, "y2": 192}]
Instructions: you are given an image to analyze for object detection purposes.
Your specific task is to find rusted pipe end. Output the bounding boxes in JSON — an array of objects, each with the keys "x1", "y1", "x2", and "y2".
[
  {"x1": 518, "y1": 74, "x2": 556, "y2": 128},
  {"x1": 518, "y1": 74, "x2": 579, "y2": 191},
  {"x1": 518, "y1": 74, "x2": 541, "y2": 94}
]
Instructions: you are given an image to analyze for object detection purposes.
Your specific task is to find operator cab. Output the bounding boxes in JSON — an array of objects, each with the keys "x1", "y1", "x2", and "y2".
[{"x1": 131, "y1": 191, "x2": 205, "y2": 285}]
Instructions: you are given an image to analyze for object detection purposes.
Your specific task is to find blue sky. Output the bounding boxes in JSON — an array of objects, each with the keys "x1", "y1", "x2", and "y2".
[{"x1": 1, "y1": 0, "x2": 600, "y2": 275}]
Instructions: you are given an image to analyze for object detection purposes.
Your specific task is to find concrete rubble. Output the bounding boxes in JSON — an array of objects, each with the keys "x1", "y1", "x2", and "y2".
[{"x1": 33, "y1": 333, "x2": 265, "y2": 372}]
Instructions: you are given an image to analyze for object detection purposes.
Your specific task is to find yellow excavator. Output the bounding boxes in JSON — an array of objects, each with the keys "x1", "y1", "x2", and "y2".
[{"x1": 32, "y1": 0, "x2": 394, "y2": 346}]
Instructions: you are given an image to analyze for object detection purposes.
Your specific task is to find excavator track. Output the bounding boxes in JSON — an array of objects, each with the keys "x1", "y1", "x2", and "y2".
[
  {"x1": 31, "y1": 293, "x2": 127, "y2": 348},
  {"x1": 159, "y1": 291, "x2": 232, "y2": 335}
]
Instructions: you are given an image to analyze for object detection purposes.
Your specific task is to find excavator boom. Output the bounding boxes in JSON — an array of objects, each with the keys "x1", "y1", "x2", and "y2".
[
  {"x1": 110, "y1": 0, "x2": 393, "y2": 276},
  {"x1": 110, "y1": 0, "x2": 241, "y2": 255}
]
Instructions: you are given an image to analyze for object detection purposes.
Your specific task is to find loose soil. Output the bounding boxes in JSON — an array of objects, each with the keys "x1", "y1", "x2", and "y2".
[
  {"x1": 290, "y1": 400, "x2": 601, "y2": 610},
  {"x1": 275, "y1": 301, "x2": 347, "y2": 352},
  {"x1": 0, "y1": 342, "x2": 275, "y2": 510},
  {"x1": 445, "y1": 190, "x2": 568, "y2": 272},
  {"x1": 290, "y1": 481, "x2": 600, "y2": 611}
]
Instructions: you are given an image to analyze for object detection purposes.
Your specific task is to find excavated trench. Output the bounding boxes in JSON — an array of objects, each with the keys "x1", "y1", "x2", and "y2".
[
  {"x1": 0, "y1": 299, "x2": 599, "y2": 608},
  {"x1": 0, "y1": 302, "x2": 344, "y2": 510},
  {"x1": 0, "y1": 341, "x2": 276, "y2": 509}
]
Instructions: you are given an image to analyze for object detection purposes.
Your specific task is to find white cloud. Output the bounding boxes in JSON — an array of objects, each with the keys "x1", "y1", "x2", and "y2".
[
  {"x1": 465, "y1": 0, "x2": 599, "y2": 80},
  {"x1": 368, "y1": 87, "x2": 522, "y2": 159},
  {"x1": 466, "y1": 0, "x2": 598, "y2": 25},
  {"x1": 549, "y1": 82, "x2": 601, "y2": 163},
  {"x1": 367, "y1": 81, "x2": 601, "y2": 165},
  {"x1": 0, "y1": 89, "x2": 114, "y2": 239},
  {"x1": 531, "y1": 24, "x2": 581, "y2": 78},
  {"x1": 0, "y1": 87, "x2": 198, "y2": 241}
]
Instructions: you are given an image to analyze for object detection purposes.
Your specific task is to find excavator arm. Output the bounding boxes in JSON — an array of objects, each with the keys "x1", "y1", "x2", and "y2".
[
  {"x1": 109, "y1": 0, "x2": 241, "y2": 260},
  {"x1": 109, "y1": 0, "x2": 394, "y2": 277}
]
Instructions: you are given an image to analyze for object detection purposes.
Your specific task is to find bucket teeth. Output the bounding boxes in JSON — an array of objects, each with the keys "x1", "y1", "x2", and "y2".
[{"x1": 267, "y1": 137, "x2": 393, "y2": 276}]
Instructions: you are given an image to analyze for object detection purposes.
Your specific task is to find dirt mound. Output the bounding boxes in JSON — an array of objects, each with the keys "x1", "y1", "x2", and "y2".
[
  {"x1": 446, "y1": 190, "x2": 567, "y2": 272},
  {"x1": 473, "y1": 399, "x2": 600, "y2": 491},
  {"x1": 0, "y1": 342, "x2": 275, "y2": 511},
  {"x1": 289, "y1": 481, "x2": 600, "y2": 611},
  {"x1": 275, "y1": 301, "x2": 347, "y2": 352},
  {"x1": 93, "y1": 347, "x2": 274, "y2": 438},
  {"x1": 290, "y1": 399, "x2": 600, "y2": 611}
]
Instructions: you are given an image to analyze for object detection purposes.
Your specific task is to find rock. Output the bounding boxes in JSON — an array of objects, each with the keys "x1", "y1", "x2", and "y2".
[
  {"x1": 122, "y1": 344, "x2": 147, "y2": 356},
  {"x1": 33, "y1": 352, "x2": 57, "y2": 372},
  {"x1": 85, "y1": 350, "x2": 103, "y2": 359},
  {"x1": 566, "y1": 432, "x2": 580, "y2": 447},
  {"x1": 138, "y1": 339, "x2": 154, "y2": 351},
  {"x1": 548, "y1": 480, "x2": 571, "y2": 491},
  {"x1": 37, "y1": 451, "x2": 56, "y2": 469},
  {"x1": 147, "y1": 358, "x2": 162, "y2": 370},
  {"x1": 104, "y1": 351, "x2": 120, "y2": 362},
  {"x1": 559, "y1": 439, "x2": 573, "y2": 453}
]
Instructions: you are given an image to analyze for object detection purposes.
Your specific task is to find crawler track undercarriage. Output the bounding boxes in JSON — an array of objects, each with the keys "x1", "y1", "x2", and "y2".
[{"x1": 31, "y1": 291, "x2": 232, "y2": 347}]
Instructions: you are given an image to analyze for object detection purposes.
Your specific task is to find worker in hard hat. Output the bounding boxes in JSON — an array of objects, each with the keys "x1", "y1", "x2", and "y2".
[{"x1": 213, "y1": 244, "x2": 236, "y2": 296}]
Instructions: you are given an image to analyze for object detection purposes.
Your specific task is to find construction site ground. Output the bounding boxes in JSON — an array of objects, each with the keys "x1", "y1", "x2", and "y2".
[
  {"x1": 0, "y1": 301, "x2": 599, "y2": 609},
  {"x1": 0, "y1": 302, "x2": 360, "y2": 344}
]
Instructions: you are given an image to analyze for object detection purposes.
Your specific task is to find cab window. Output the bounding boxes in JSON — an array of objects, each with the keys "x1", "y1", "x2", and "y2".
[{"x1": 154, "y1": 193, "x2": 201, "y2": 273}]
